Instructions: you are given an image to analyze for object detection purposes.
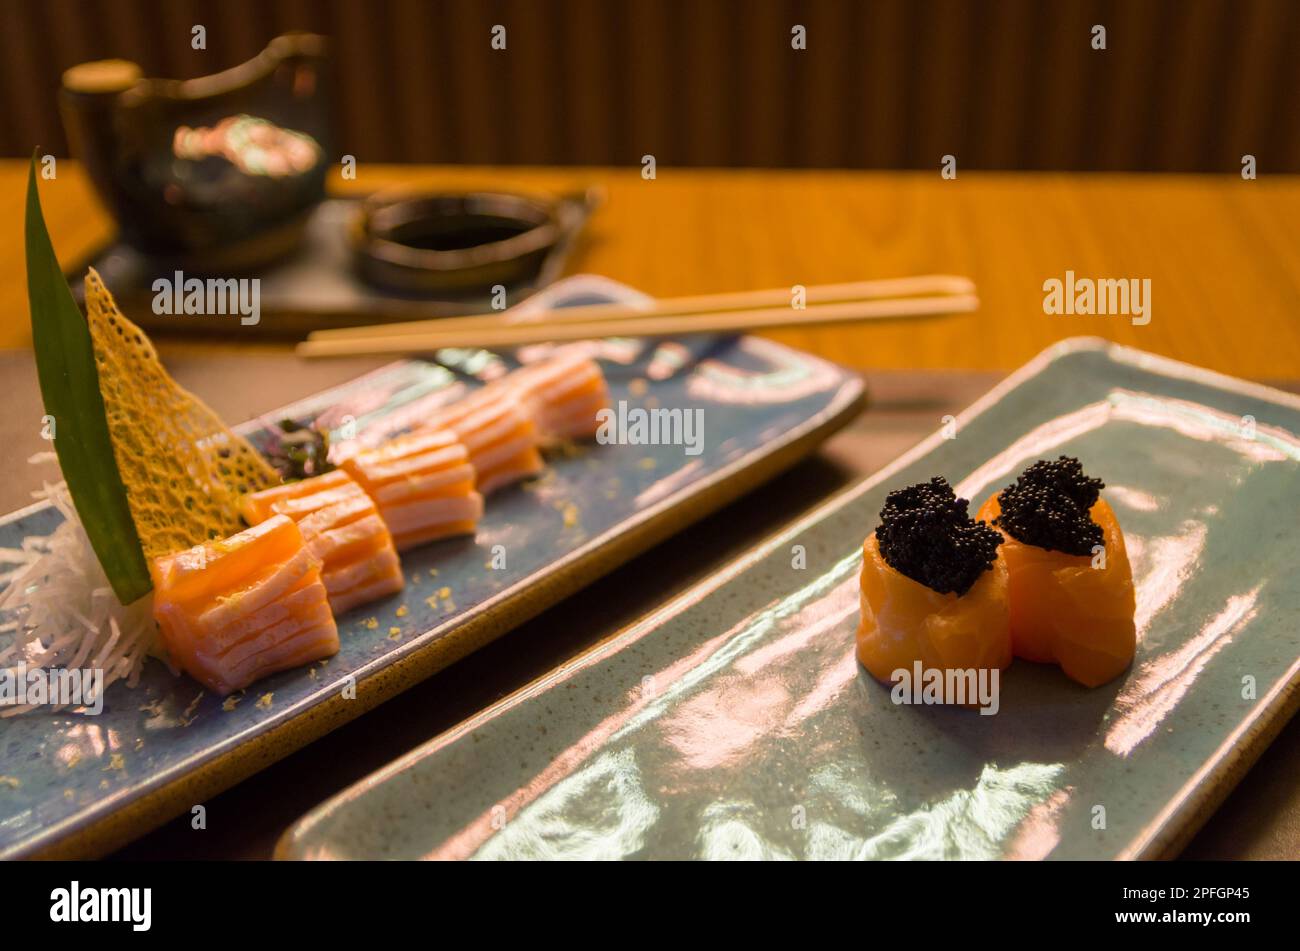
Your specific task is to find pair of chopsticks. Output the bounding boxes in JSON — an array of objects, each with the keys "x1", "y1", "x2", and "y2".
[{"x1": 296, "y1": 274, "x2": 978, "y2": 358}]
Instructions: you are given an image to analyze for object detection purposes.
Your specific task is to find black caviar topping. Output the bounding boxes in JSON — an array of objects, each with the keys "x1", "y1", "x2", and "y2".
[
  {"x1": 875, "y1": 476, "x2": 1003, "y2": 596},
  {"x1": 995, "y1": 456, "x2": 1104, "y2": 556}
]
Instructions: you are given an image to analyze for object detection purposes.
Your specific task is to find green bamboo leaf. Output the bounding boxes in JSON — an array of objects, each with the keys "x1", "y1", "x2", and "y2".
[{"x1": 25, "y1": 155, "x2": 151, "y2": 604}]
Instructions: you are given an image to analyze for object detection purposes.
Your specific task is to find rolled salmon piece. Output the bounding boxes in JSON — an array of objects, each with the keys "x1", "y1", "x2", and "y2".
[
  {"x1": 425, "y1": 394, "x2": 544, "y2": 495},
  {"x1": 341, "y1": 429, "x2": 484, "y2": 550},
  {"x1": 976, "y1": 457, "x2": 1136, "y2": 687},
  {"x1": 240, "y1": 469, "x2": 404, "y2": 615},
  {"x1": 150, "y1": 514, "x2": 339, "y2": 695},
  {"x1": 856, "y1": 477, "x2": 1010, "y2": 707}
]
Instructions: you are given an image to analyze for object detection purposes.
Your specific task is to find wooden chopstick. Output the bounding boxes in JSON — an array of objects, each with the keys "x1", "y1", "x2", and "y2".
[
  {"x1": 296, "y1": 291, "x2": 979, "y2": 358},
  {"x1": 306, "y1": 274, "x2": 977, "y2": 342}
]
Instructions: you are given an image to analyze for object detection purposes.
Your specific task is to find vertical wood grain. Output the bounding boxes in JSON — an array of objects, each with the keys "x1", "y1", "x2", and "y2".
[{"x1": 0, "y1": 0, "x2": 1294, "y2": 171}]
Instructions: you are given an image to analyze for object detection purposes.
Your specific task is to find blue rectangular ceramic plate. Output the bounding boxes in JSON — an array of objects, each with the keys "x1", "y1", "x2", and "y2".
[
  {"x1": 279, "y1": 338, "x2": 1300, "y2": 860},
  {"x1": 0, "y1": 284, "x2": 865, "y2": 859}
]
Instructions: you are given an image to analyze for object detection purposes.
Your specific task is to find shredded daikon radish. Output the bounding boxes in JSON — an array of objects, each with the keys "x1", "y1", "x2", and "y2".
[{"x1": 0, "y1": 459, "x2": 158, "y2": 717}]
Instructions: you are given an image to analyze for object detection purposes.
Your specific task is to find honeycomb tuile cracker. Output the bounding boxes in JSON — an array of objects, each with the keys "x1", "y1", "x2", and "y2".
[{"x1": 82, "y1": 269, "x2": 280, "y2": 560}]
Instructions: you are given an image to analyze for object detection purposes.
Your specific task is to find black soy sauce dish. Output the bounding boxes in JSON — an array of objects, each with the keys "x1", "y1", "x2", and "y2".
[{"x1": 351, "y1": 188, "x2": 600, "y2": 297}]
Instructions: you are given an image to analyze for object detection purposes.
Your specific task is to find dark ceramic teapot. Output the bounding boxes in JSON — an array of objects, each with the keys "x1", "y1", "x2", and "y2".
[{"x1": 59, "y1": 33, "x2": 333, "y2": 274}]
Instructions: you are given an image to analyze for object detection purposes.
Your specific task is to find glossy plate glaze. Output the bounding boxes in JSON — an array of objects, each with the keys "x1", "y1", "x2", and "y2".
[
  {"x1": 0, "y1": 277, "x2": 865, "y2": 858},
  {"x1": 280, "y1": 338, "x2": 1300, "y2": 860}
]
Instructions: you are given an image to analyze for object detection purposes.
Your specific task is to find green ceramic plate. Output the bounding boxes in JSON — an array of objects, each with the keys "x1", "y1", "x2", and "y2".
[
  {"x1": 279, "y1": 338, "x2": 1300, "y2": 860},
  {"x1": 0, "y1": 280, "x2": 865, "y2": 859}
]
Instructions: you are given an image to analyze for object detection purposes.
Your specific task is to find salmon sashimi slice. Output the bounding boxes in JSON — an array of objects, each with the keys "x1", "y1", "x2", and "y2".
[
  {"x1": 857, "y1": 534, "x2": 1011, "y2": 685},
  {"x1": 424, "y1": 396, "x2": 543, "y2": 494},
  {"x1": 151, "y1": 514, "x2": 301, "y2": 606},
  {"x1": 504, "y1": 354, "x2": 611, "y2": 441},
  {"x1": 239, "y1": 469, "x2": 353, "y2": 523},
  {"x1": 240, "y1": 470, "x2": 405, "y2": 615},
  {"x1": 977, "y1": 493, "x2": 1136, "y2": 687},
  {"x1": 437, "y1": 354, "x2": 611, "y2": 444},
  {"x1": 151, "y1": 514, "x2": 339, "y2": 695},
  {"x1": 342, "y1": 429, "x2": 485, "y2": 550}
]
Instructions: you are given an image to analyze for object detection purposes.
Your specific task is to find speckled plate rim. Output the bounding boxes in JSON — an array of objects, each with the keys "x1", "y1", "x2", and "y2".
[
  {"x1": 277, "y1": 336, "x2": 1300, "y2": 861},
  {"x1": 8, "y1": 345, "x2": 866, "y2": 860}
]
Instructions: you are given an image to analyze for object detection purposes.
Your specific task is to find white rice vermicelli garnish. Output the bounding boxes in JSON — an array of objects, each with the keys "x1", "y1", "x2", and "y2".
[{"x1": 0, "y1": 458, "x2": 158, "y2": 717}]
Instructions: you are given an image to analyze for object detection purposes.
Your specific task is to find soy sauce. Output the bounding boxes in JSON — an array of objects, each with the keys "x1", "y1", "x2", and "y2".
[{"x1": 386, "y1": 214, "x2": 534, "y2": 251}]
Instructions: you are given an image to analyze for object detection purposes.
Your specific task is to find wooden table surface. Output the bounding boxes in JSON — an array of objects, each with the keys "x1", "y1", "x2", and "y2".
[
  {"x1": 1, "y1": 161, "x2": 1298, "y2": 860},
  {"x1": 2, "y1": 161, "x2": 1299, "y2": 378}
]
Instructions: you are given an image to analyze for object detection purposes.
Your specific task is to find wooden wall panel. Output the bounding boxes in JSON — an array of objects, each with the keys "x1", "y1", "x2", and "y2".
[{"x1": 0, "y1": 0, "x2": 1295, "y2": 171}]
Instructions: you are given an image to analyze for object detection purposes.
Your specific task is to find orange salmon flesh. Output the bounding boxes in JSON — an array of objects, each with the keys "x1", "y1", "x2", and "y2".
[
  {"x1": 240, "y1": 470, "x2": 405, "y2": 616},
  {"x1": 424, "y1": 395, "x2": 544, "y2": 495},
  {"x1": 342, "y1": 429, "x2": 484, "y2": 550},
  {"x1": 506, "y1": 354, "x2": 611, "y2": 441},
  {"x1": 856, "y1": 533, "x2": 1011, "y2": 688},
  {"x1": 150, "y1": 514, "x2": 339, "y2": 695},
  {"x1": 976, "y1": 494, "x2": 1136, "y2": 687}
]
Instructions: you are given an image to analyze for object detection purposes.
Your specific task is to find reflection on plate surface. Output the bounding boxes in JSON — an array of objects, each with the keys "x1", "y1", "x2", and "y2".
[{"x1": 281, "y1": 338, "x2": 1300, "y2": 860}]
